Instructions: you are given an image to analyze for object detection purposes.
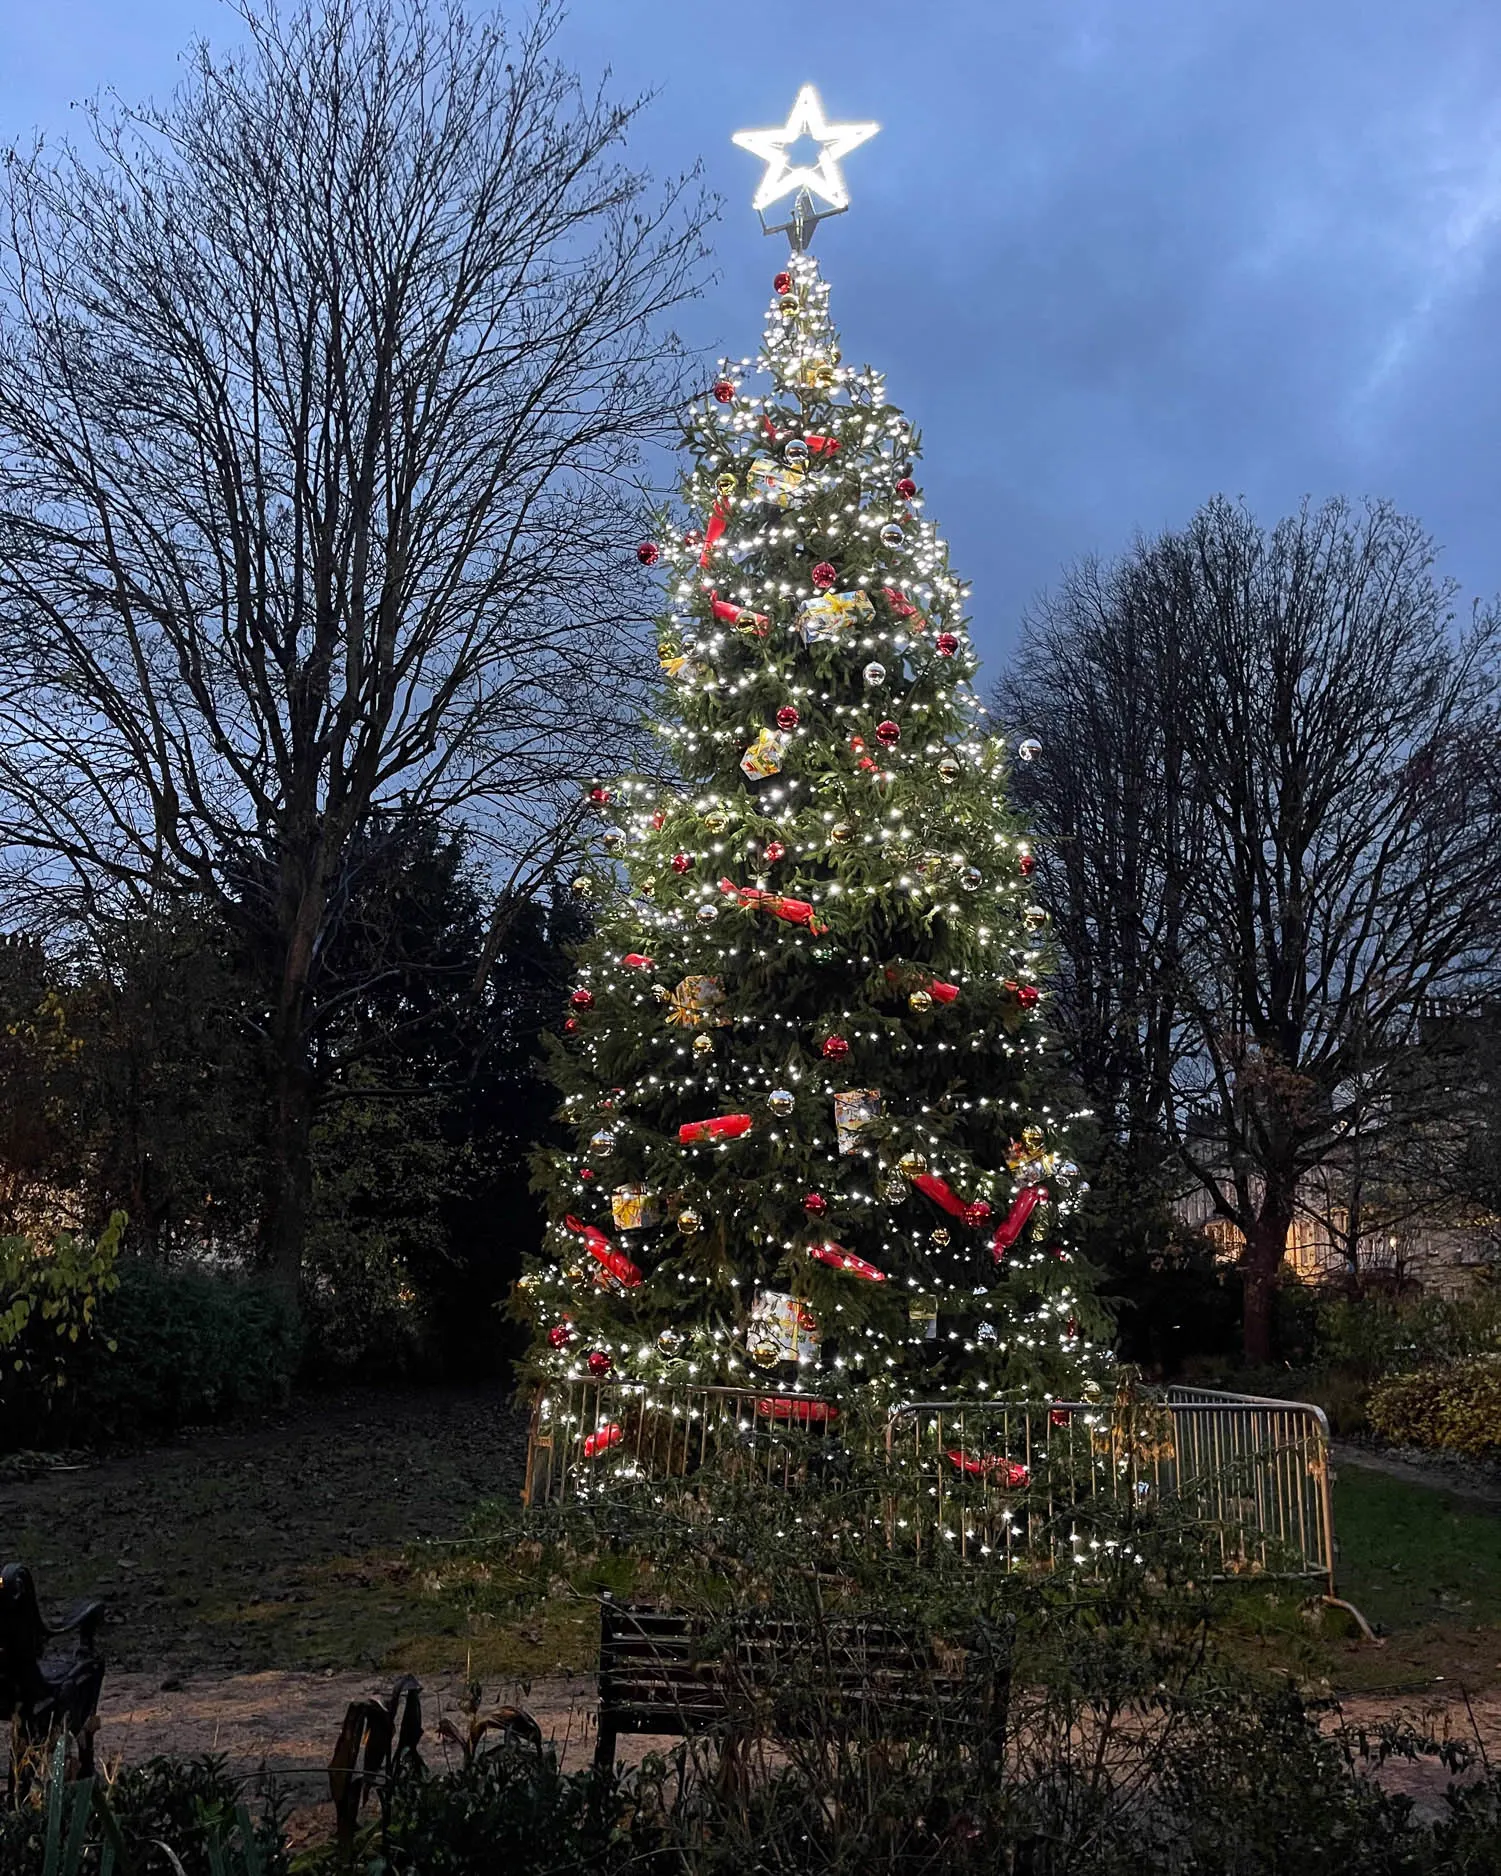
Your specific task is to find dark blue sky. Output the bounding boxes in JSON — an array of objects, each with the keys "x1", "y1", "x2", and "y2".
[{"x1": 8, "y1": 0, "x2": 1501, "y2": 665}]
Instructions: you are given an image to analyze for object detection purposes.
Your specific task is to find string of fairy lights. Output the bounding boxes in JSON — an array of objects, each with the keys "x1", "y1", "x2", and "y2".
[{"x1": 515, "y1": 102, "x2": 1112, "y2": 1483}]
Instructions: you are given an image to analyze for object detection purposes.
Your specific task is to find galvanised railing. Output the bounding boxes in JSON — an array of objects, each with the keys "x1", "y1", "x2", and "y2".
[{"x1": 522, "y1": 1380, "x2": 1334, "y2": 1590}]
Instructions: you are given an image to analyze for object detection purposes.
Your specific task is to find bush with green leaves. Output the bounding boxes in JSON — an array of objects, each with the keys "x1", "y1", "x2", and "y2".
[
  {"x1": 1, "y1": 1256, "x2": 302, "y2": 1452},
  {"x1": 0, "y1": 1741, "x2": 289, "y2": 1876},
  {"x1": 1368, "y1": 1355, "x2": 1501, "y2": 1457},
  {"x1": 1, "y1": 1214, "x2": 125, "y2": 1394},
  {"x1": 1315, "y1": 1290, "x2": 1501, "y2": 1381}
]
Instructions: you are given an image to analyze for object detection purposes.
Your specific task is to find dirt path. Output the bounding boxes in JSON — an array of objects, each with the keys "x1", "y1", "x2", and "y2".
[
  {"x1": 89, "y1": 1669, "x2": 1501, "y2": 1829},
  {"x1": 1333, "y1": 1440, "x2": 1501, "y2": 1511},
  {"x1": 0, "y1": 1381, "x2": 531, "y2": 1675}
]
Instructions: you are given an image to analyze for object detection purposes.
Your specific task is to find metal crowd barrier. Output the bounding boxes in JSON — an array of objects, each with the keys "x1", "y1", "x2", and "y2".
[{"x1": 522, "y1": 1380, "x2": 1335, "y2": 1591}]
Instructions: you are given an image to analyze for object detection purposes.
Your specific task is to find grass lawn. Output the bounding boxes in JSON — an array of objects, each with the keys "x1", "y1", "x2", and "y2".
[{"x1": 1318, "y1": 1461, "x2": 1501, "y2": 1693}]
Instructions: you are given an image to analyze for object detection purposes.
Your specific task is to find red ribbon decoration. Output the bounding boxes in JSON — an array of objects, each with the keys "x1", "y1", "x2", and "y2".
[
  {"x1": 943, "y1": 1450, "x2": 1030, "y2": 1487},
  {"x1": 755, "y1": 1398, "x2": 840, "y2": 1423},
  {"x1": 678, "y1": 1113, "x2": 753, "y2": 1144},
  {"x1": 881, "y1": 586, "x2": 929, "y2": 631},
  {"x1": 808, "y1": 1241, "x2": 887, "y2": 1283},
  {"x1": 620, "y1": 953, "x2": 654, "y2": 970},
  {"x1": 697, "y1": 499, "x2": 729, "y2": 568},
  {"x1": 991, "y1": 1184, "x2": 1048, "y2": 1261},
  {"x1": 911, "y1": 1171, "x2": 967, "y2": 1218},
  {"x1": 583, "y1": 1423, "x2": 623, "y2": 1458},
  {"x1": 759, "y1": 416, "x2": 840, "y2": 456},
  {"x1": 708, "y1": 591, "x2": 769, "y2": 634},
  {"x1": 562, "y1": 1214, "x2": 643, "y2": 1288},
  {"x1": 885, "y1": 967, "x2": 960, "y2": 1005},
  {"x1": 718, "y1": 878, "x2": 830, "y2": 934}
]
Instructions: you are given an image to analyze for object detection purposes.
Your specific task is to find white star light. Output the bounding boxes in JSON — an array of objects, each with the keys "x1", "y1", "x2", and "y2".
[{"x1": 732, "y1": 85, "x2": 879, "y2": 215}]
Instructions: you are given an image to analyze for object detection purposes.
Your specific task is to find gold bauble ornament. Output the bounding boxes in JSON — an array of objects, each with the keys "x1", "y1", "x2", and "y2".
[
  {"x1": 677, "y1": 1208, "x2": 702, "y2": 1235},
  {"x1": 653, "y1": 983, "x2": 672, "y2": 1003},
  {"x1": 897, "y1": 1151, "x2": 928, "y2": 1178},
  {"x1": 1022, "y1": 1126, "x2": 1045, "y2": 1150},
  {"x1": 657, "y1": 1328, "x2": 684, "y2": 1356},
  {"x1": 692, "y1": 1033, "x2": 713, "y2": 1056},
  {"x1": 830, "y1": 821, "x2": 855, "y2": 844},
  {"x1": 937, "y1": 757, "x2": 961, "y2": 785},
  {"x1": 564, "y1": 1263, "x2": 586, "y2": 1284},
  {"x1": 1023, "y1": 904, "x2": 1048, "y2": 931},
  {"x1": 749, "y1": 1340, "x2": 780, "y2": 1366},
  {"x1": 640, "y1": 877, "x2": 657, "y2": 898},
  {"x1": 715, "y1": 472, "x2": 737, "y2": 499},
  {"x1": 702, "y1": 809, "x2": 729, "y2": 834},
  {"x1": 908, "y1": 990, "x2": 933, "y2": 1014},
  {"x1": 930, "y1": 1227, "x2": 951, "y2": 1248},
  {"x1": 571, "y1": 875, "x2": 594, "y2": 897}
]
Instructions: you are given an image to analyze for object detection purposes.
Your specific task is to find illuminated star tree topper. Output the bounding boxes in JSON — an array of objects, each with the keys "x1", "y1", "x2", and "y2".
[{"x1": 732, "y1": 84, "x2": 879, "y2": 249}]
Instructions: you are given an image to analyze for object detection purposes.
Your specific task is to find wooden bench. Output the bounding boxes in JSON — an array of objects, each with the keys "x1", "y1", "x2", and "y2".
[
  {"x1": 594, "y1": 1593, "x2": 1011, "y2": 1771},
  {"x1": 0, "y1": 1562, "x2": 107, "y2": 1780}
]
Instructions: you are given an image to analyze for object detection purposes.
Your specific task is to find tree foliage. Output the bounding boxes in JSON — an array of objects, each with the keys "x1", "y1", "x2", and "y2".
[
  {"x1": 999, "y1": 497, "x2": 1501, "y2": 1360},
  {"x1": 0, "y1": 0, "x2": 711, "y2": 1286}
]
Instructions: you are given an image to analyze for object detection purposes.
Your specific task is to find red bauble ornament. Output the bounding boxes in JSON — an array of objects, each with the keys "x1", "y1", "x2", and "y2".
[
  {"x1": 802, "y1": 1192, "x2": 829, "y2": 1217},
  {"x1": 651, "y1": 810, "x2": 666, "y2": 830},
  {"x1": 849, "y1": 735, "x2": 866, "y2": 754},
  {"x1": 547, "y1": 1322, "x2": 575, "y2": 1350},
  {"x1": 636, "y1": 541, "x2": 660, "y2": 566},
  {"x1": 775, "y1": 705, "x2": 800, "y2": 732},
  {"x1": 875, "y1": 719, "x2": 901, "y2": 747},
  {"x1": 811, "y1": 561, "x2": 837, "y2": 589},
  {"x1": 1050, "y1": 1407, "x2": 1071, "y2": 1428},
  {"x1": 570, "y1": 988, "x2": 594, "y2": 1009},
  {"x1": 1018, "y1": 985, "x2": 1041, "y2": 1010},
  {"x1": 712, "y1": 379, "x2": 735, "y2": 404},
  {"x1": 821, "y1": 1035, "x2": 850, "y2": 1061},
  {"x1": 936, "y1": 632, "x2": 960, "y2": 657},
  {"x1": 587, "y1": 784, "x2": 612, "y2": 805},
  {"x1": 586, "y1": 1348, "x2": 613, "y2": 1376},
  {"x1": 683, "y1": 528, "x2": 703, "y2": 548},
  {"x1": 774, "y1": 270, "x2": 793, "y2": 295},
  {"x1": 579, "y1": 1167, "x2": 594, "y2": 1180},
  {"x1": 896, "y1": 476, "x2": 917, "y2": 499},
  {"x1": 963, "y1": 1201, "x2": 993, "y2": 1230},
  {"x1": 1019, "y1": 853, "x2": 1036, "y2": 876},
  {"x1": 564, "y1": 1017, "x2": 577, "y2": 1034},
  {"x1": 671, "y1": 852, "x2": 692, "y2": 874},
  {"x1": 763, "y1": 840, "x2": 786, "y2": 863}
]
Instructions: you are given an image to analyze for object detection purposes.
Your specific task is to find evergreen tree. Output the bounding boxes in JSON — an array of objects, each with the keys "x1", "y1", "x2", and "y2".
[{"x1": 518, "y1": 248, "x2": 1107, "y2": 1413}]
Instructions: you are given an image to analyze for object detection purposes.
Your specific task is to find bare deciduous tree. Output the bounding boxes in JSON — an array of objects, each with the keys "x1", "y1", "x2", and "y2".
[
  {"x1": 1000, "y1": 497, "x2": 1501, "y2": 1360},
  {"x1": 0, "y1": 0, "x2": 712, "y2": 1287}
]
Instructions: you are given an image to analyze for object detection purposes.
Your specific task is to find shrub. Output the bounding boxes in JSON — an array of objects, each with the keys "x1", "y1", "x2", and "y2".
[
  {"x1": 1316, "y1": 1290, "x2": 1501, "y2": 1381},
  {"x1": 1367, "y1": 1356, "x2": 1501, "y2": 1457},
  {"x1": 0, "y1": 1214, "x2": 125, "y2": 1394},
  {"x1": 0, "y1": 1743, "x2": 289, "y2": 1875},
  {"x1": 0, "y1": 1256, "x2": 302, "y2": 1452}
]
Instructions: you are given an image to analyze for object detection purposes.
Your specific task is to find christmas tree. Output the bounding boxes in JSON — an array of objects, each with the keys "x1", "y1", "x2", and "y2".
[{"x1": 517, "y1": 93, "x2": 1105, "y2": 1424}]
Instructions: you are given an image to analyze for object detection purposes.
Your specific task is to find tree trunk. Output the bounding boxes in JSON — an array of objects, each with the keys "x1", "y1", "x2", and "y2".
[
  {"x1": 1240, "y1": 1193, "x2": 1294, "y2": 1365},
  {"x1": 263, "y1": 1034, "x2": 315, "y2": 1296},
  {"x1": 261, "y1": 889, "x2": 323, "y2": 1296}
]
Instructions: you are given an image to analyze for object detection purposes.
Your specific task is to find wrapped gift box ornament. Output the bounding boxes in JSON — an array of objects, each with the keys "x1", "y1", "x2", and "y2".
[{"x1": 794, "y1": 589, "x2": 875, "y2": 646}]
